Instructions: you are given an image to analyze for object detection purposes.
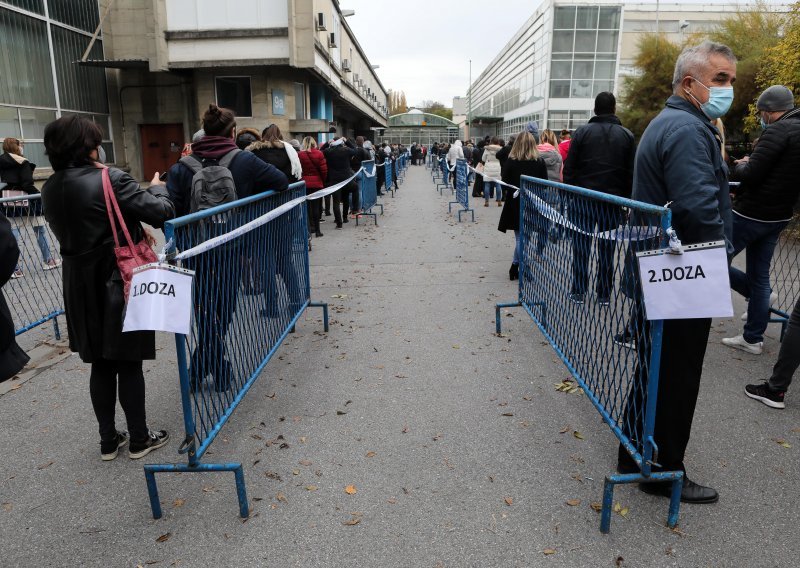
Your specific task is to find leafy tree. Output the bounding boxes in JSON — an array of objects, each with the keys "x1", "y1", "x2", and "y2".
[
  {"x1": 618, "y1": 34, "x2": 681, "y2": 139},
  {"x1": 387, "y1": 90, "x2": 408, "y2": 115},
  {"x1": 754, "y1": 2, "x2": 800, "y2": 129},
  {"x1": 709, "y1": 1, "x2": 785, "y2": 135},
  {"x1": 420, "y1": 100, "x2": 453, "y2": 121}
]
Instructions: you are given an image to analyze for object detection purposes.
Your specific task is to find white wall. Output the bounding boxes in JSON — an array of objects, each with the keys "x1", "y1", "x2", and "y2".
[{"x1": 166, "y1": 0, "x2": 289, "y2": 30}]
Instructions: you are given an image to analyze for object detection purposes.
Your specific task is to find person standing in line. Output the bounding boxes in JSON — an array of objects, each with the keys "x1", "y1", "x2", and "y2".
[
  {"x1": 0, "y1": 137, "x2": 60, "y2": 277},
  {"x1": 563, "y1": 92, "x2": 635, "y2": 305},
  {"x1": 471, "y1": 139, "x2": 485, "y2": 197},
  {"x1": 247, "y1": 124, "x2": 302, "y2": 183},
  {"x1": 721, "y1": 85, "x2": 800, "y2": 355},
  {"x1": 447, "y1": 140, "x2": 464, "y2": 190},
  {"x1": 299, "y1": 136, "x2": 328, "y2": 238},
  {"x1": 323, "y1": 137, "x2": 359, "y2": 228},
  {"x1": 235, "y1": 127, "x2": 261, "y2": 151},
  {"x1": 0, "y1": 209, "x2": 29, "y2": 382},
  {"x1": 349, "y1": 136, "x2": 372, "y2": 217},
  {"x1": 534, "y1": 128, "x2": 564, "y2": 257},
  {"x1": 375, "y1": 143, "x2": 387, "y2": 196},
  {"x1": 498, "y1": 130, "x2": 548, "y2": 281},
  {"x1": 617, "y1": 41, "x2": 736, "y2": 504},
  {"x1": 558, "y1": 129, "x2": 572, "y2": 162},
  {"x1": 42, "y1": 114, "x2": 176, "y2": 461},
  {"x1": 481, "y1": 137, "x2": 503, "y2": 207}
]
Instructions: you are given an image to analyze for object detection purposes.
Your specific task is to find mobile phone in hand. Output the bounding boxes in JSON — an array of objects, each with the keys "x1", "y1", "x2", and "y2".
[{"x1": 159, "y1": 171, "x2": 168, "y2": 182}]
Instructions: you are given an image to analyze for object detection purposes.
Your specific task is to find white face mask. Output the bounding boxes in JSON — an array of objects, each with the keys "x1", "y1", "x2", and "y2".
[{"x1": 97, "y1": 145, "x2": 107, "y2": 163}]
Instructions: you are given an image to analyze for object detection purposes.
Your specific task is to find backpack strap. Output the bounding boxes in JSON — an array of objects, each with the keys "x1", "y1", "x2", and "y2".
[
  {"x1": 218, "y1": 148, "x2": 241, "y2": 168},
  {"x1": 179, "y1": 154, "x2": 203, "y2": 173}
]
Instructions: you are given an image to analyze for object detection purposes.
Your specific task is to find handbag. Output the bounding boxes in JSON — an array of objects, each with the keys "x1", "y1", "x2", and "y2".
[{"x1": 100, "y1": 167, "x2": 158, "y2": 300}]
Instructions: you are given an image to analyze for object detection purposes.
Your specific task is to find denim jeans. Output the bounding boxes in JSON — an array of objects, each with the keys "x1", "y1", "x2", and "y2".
[
  {"x1": 728, "y1": 214, "x2": 789, "y2": 343},
  {"x1": 483, "y1": 181, "x2": 500, "y2": 202},
  {"x1": 570, "y1": 202, "x2": 624, "y2": 299},
  {"x1": 12, "y1": 224, "x2": 53, "y2": 264},
  {"x1": 512, "y1": 230, "x2": 521, "y2": 265}
]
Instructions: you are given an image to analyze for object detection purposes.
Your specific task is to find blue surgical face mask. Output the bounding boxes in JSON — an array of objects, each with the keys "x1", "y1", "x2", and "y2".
[
  {"x1": 685, "y1": 77, "x2": 734, "y2": 119},
  {"x1": 760, "y1": 113, "x2": 771, "y2": 130},
  {"x1": 97, "y1": 145, "x2": 106, "y2": 164}
]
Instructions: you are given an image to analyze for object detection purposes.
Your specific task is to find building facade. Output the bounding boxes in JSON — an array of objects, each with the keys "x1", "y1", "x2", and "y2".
[
  {"x1": 0, "y1": 0, "x2": 113, "y2": 169},
  {"x1": 464, "y1": 0, "x2": 786, "y2": 139},
  {"x1": 381, "y1": 109, "x2": 459, "y2": 146},
  {"x1": 0, "y1": 0, "x2": 387, "y2": 181}
]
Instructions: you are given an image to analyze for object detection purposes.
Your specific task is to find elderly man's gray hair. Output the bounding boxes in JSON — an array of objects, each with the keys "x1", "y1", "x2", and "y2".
[{"x1": 671, "y1": 41, "x2": 737, "y2": 91}]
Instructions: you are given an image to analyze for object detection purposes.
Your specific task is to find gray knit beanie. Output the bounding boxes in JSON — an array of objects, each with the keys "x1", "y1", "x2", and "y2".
[{"x1": 756, "y1": 85, "x2": 795, "y2": 112}]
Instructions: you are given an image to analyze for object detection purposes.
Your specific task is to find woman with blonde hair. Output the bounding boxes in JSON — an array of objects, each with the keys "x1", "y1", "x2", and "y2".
[
  {"x1": 298, "y1": 136, "x2": 328, "y2": 237},
  {"x1": 497, "y1": 125, "x2": 548, "y2": 280}
]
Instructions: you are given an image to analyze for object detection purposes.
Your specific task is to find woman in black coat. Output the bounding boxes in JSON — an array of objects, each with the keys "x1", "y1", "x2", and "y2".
[
  {"x1": 322, "y1": 137, "x2": 358, "y2": 228},
  {"x1": 0, "y1": 210, "x2": 29, "y2": 381},
  {"x1": 42, "y1": 115, "x2": 175, "y2": 461},
  {"x1": 498, "y1": 131, "x2": 548, "y2": 281}
]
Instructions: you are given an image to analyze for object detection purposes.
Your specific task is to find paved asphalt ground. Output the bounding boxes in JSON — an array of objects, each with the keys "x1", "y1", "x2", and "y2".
[{"x1": 0, "y1": 165, "x2": 797, "y2": 567}]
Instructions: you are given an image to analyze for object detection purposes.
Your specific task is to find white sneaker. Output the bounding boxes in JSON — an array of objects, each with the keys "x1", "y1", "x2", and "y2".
[
  {"x1": 721, "y1": 334, "x2": 763, "y2": 355},
  {"x1": 741, "y1": 292, "x2": 779, "y2": 321}
]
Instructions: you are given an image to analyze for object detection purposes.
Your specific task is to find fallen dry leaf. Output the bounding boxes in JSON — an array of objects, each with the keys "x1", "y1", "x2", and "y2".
[
  {"x1": 501, "y1": 412, "x2": 514, "y2": 417},
  {"x1": 305, "y1": 485, "x2": 318, "y2": 492},
  {"x1": 559, "y1": 425, "x2": 570, "y2": 434},
  {"x1": 590, "y1": 502, "x2": 603, "y2": 512},
  {"x1": 774, "y1": 438, "x2": 792, "y2": 449},
  {"x1": 565, "y1": 498, "x2": 581, "y2": 506},
  {"x1": 365, "y1": 451, "x2": 376, "y2": 458},
  {"x1": 542, "y1": 548, "x2": 557, "y2": 556},
  {"x1": 344, "y1": 485, "x2": 357, "y2": 495},
  {"x1": 299, "y1": 459, "x2": 312, "y2": 466},
  {"x1": 573, "y1": 431, "x2": 585, "y2": 440},
  {"x1": 172, "y1": 498, "x2": 185, "y2": 508},
  {"x1": 342, "y1": 517, "x2": 361, "y2": 526},
  {"x1": 276, "y1": 492, "x2": 287, "y2": 503},
  {"x1": 452, "y1": 344, "x2": 461, "y2": 349},
  {"x1": 619, "y1": 506, "x2": 630, "y2": 518},
  {"x1": 36, "y1": 461, "x2": 54, "y2": 470},
  {"x1": 155, "y1": 532, "x2": 171, "y2": 543},
  {"x1": 2, "y1": 503, "x2": 11, "y2": 512},
  {"x1": 387, "y1": 498, "x2": 397, "y2": 504},
  {"x1": 504, "y1": 497, "x2": 513, "y2": 506}
]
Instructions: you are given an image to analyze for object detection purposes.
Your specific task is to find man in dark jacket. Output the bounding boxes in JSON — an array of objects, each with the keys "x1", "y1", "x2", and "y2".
[
  {"x1": 323, "y1": 137, "x2": 358, "y2": 227},
  {"x1": 722, "y1": 85, "x2": 800, "y2": 359},
  {"x1": 563, "y1": 91, "x2": 635, "y2": 304},
  {"x1": 617, "y1": 41, "x2": 736, "y2": 505},
  {"x1": 0, "y1": 211, "x2": 29, "y2": 382},
  {"x1": 471, "y1": 140, "x2": 485, "y2": 197}
]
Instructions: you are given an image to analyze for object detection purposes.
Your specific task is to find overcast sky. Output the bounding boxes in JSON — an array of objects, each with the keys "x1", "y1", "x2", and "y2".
[{"x1": 342, "y1": 0, "x2": 784, "y2": 108}]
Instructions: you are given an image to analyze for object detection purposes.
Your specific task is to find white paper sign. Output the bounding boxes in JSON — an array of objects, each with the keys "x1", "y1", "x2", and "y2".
[
  {"x1": 637, "y1": 243, "x2": 733, "y2": 320},
  {"x1": 122, "y1": 263, "x2": 195, "y2": 334}
]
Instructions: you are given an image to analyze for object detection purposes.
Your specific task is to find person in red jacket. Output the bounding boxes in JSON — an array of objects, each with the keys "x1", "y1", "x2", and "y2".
[
  {"x1": 299, "y1": 136, "x2": 328, "y2": 238},
  {"x1": 558, "y1": 129, "x2": 571, "y2": 162}
]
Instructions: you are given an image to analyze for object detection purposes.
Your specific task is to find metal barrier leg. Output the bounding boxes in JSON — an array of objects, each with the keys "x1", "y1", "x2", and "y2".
[
  {"x1": 667, "y1": 473, "x2": 684, "y2": 528},
  {"x1": 233, "y1": 464, "x2": 249, "y2": 518},
  {"x1": 495, "y1": 302, "x2": 520, "y2": 334},
  {"x1": 52, "y1": 316, "x2": 61, "y2": 341},
  {"x1": 309, "y1": 301, "x2": 329, "y2": 332},
  {"x1": 601, "y1": 477, "x2": 616, "y2": 534},
  {"x1": 144, "y1": 466, "x2": 163, "y2": 519}
]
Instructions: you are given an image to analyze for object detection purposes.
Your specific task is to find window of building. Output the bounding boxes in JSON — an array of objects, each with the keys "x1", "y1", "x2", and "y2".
[
  {"x1": 549, "y1": 81, "x2": 571, "y2": 98},
  {"x1": 215, "y1": 76, "x2": 252, "y2": 118},
  {"x1": 554, "y1": 6, "x2": 576, "y2": 29},
  {"x1": 576, "y1": 6, "x2": 599, "y2": 29},
  {"x1": 598, "y1": 6, "x2": 621, "y2": 30},
  {"x1": 293, "y1": 83, "x2": 306, "y2": 120}
]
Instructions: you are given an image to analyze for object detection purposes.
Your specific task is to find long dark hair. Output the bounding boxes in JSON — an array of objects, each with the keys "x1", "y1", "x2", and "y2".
[{"x1": 43, "y1": 115, "x2": 103, "y2": 171}]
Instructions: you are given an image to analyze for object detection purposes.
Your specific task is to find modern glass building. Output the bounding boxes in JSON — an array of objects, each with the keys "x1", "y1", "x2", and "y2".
[
  {"x1": 465, "y1": 0, "x2": 768, "y2": 139},
  {"x1": 0, "y1": 0, "x2": 113, "y2": 168},
  {"x1": 382, "y1": 109, "x2": 459, "y2": 146}
]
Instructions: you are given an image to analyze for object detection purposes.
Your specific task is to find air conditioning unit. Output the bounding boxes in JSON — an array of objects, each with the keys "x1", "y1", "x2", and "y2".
[
  {"x1": 328, "y1": 32, "x2": 337, "y2": 48},
  {"x1": 353, "y1": 73, "x2": 359, "y2": 82},
  {"x1": 342, "y1": 59, "x2": 351, "y2": 72},
  {"x1": 316, "y1": 12, "x2": 326, "y2": 31}
]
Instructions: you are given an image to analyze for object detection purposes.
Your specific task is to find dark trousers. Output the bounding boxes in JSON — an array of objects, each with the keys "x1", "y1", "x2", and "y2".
[
  {"x1": 619, "y1": 316, "x2": 712, "y2": 471},
  {"x1": 332, "y1": 189, "x2": 345, "y2": 225},
  {"x1": 473, "y1": 173, "x2": 484, "y2": 197},
  {"x1": 323, "y1": 194, "x2": 331, "y2": 215},
  {"x1": 90, "y1": 359, "x2": 148, "y2": 443},
  {"x1": 348, "y1": 180, "x2": 360, "y2": 212},
  {"x1": 307, "y1": 195, "x2": 322, "y2": 234},
  {"x1": 571, "y1": 202, "x2": 624, "y2": 299},
  {"x1": 376, "y1": 166, "x2": 385, "y2": 194},
  {"x1": 769, "y1": 296, "x2": 800, "y2": 392}
]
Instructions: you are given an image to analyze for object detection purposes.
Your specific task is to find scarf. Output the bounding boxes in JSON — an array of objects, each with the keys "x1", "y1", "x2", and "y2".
[{"x1": 281, "y1": 141, "x2": 303, "y2": 180}]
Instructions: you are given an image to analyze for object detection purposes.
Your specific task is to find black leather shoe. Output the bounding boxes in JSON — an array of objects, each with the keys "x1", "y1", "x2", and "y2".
[
  {"x1": 639, "y1": 477, "x2": 718, "y2": 504},
  {"x1": 509, "y1": 263, "x2": 519, "y2": 281}
]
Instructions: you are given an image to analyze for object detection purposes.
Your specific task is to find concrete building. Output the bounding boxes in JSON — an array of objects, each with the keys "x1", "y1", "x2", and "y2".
[
  {"x1": 0, "y1": 0, "x2": 387, "y2": 181},
  {"x1": 381, "y1": 109, "x2": 459, "y2": 146},
  {"x1": 464, "y1": 0, "x2": 787, "y2": 140}
]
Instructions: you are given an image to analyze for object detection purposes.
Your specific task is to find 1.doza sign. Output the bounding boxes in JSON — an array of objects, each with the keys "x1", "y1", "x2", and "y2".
[
  {"x1": 637, "y1": 241, "x2": 733, "y2": 320},
  {"x1": 123, "y1": 263, "x2": 195, "y2": 335}
]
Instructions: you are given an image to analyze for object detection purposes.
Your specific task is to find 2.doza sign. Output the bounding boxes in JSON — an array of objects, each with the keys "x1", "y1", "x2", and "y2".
[
  {"x1": 123, "y1": 263, "x2": 195, "y2": 335},
  {"x1": 637, "y1": 241, "x2": 733, "y2": 320}
]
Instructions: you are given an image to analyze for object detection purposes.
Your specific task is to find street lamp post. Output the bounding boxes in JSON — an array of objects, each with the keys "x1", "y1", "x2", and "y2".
[{"x1": 467, "y1": 59, "x2": 472, "y2": 141}]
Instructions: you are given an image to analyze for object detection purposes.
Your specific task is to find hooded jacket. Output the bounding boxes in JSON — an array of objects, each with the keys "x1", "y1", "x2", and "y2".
[
  {"x1": 536, "y1": 143, "x2": 562, "y2": 182},
  {"x1": 0, "y1": 153, "x2": 36, "y2": 193},
  {"x1": 447, "y1": 140, "x2": 464, "y2": 166},
  {"x1": 633, "y1": 95, "x2": 732, "y2": 250},
  {"x1": 732, "y1": 107, "x2": 800, "y2": 221},
  {"x1": 166, "y1": 135, "x2": 289, "y2": 217},
  {"x1": 563, "y1": 114, "x2": 634, "y2": 198},
  {"x1": 247, "y1": 140, "x2": 301, "y2": 183},
  {"x1": 481, "y1": 144, "x2": 503, "y2": 179}
]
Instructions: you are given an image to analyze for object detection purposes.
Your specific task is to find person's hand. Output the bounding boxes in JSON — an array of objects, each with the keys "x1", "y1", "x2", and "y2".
[
  {"x1": 734, "y1": 155, "x2": 750, "y2": 165},
  {"x1": 143, "y1": 228, "x2": 157, "y2": 248},
  {"x1": 151, "y1": 172, "x2": 165, "y2": 186}
]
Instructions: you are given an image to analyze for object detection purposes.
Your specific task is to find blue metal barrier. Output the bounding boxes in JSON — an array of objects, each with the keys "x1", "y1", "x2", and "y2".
[
  {"x1": 448, "y1": 159, "x2": 474, "y2": 222},
  {"x1": 495, "y1": 176, "x2": 682, "y2": 533},
  {"x1": 356, "y1": 160, "x2": 382, "y2": 226},
  {"x1": 143, "y1": 182, "x2": 329, "y2": 519},
  {"x1": 436, "y1": 159, "x2": 451, "y2": 195},
  {"x1": 767, "y1": 214, "x2": 798, "y2": 340},
  {"x1": 1, "y1": 194, "x2": 63, "y2": 339},
  {"x1": 383, "y1": 159, "x2": 395, "y2": 197}
]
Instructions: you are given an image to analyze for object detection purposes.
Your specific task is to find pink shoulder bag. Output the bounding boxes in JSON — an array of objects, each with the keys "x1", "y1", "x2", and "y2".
[{"x1": 100, "y1": 167, "x2": 158, "y2": 300}]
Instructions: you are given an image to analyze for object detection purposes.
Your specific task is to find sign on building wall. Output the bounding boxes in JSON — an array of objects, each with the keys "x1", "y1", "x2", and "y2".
[{"x1": 272, "y1": 89, "x2": 286, "y2": 116}]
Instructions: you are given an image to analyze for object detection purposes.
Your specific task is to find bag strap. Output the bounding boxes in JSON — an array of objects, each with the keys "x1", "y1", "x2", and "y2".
[
  {"x1": 100, "y1": 167, "x2": 140, "y2": 260},
  {"x1": 217, "y1": 148, "x2": 241, "y2": 169},
  {"x1": 179, "y1": 154, "x2": 203, "y2": 174}
]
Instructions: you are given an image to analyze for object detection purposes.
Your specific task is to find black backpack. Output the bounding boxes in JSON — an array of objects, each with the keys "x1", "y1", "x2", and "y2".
[{"x1": 179, "y1": 149, "x2": 240, "y2": 213}]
